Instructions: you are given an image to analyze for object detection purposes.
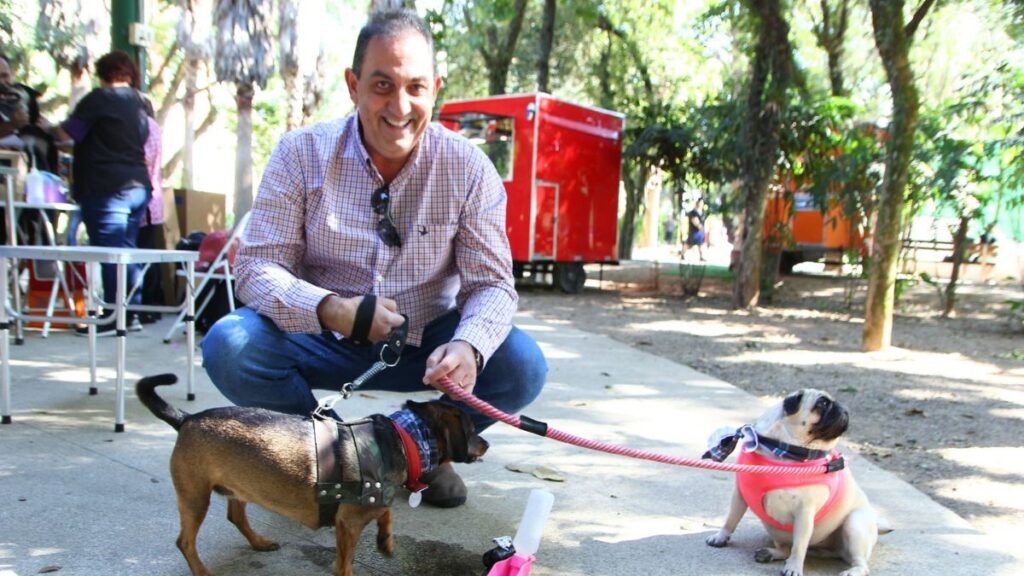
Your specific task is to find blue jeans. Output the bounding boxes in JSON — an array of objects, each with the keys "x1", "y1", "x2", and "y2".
[
  {"x1": 201, "y1": 307, "x2": 547, "y2": 431},
  {"x1": 80, "y1": 186, "x2": 150, "y2": 306}
]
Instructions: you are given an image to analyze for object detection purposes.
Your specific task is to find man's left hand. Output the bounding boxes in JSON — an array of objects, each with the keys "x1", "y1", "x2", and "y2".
[{"x1": 423, "y1": 340, "x2": 478, "y2": 397}]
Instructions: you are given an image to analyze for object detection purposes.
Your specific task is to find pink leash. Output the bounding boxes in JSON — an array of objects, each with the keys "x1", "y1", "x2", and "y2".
[{"x1": 436, "y1": 377, "x2": 840, "y2": 476}]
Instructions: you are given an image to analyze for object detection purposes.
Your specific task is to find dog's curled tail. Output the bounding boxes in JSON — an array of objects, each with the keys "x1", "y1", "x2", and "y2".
[{"x1": 136, "y1": 374, "x2": 187, "y2": 431}]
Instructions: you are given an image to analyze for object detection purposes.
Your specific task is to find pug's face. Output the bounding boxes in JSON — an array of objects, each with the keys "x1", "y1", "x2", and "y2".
[{"x1": 756, "y1": 388, "x2": 849, "y2": 451}]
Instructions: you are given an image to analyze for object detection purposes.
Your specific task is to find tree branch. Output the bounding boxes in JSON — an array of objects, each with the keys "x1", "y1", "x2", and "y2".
[
  {"x1": 905, "y1": 0, "x2": 937, "y2": 40},
  {"x1": 162, "y1": 101, "x2": 218, "y2": 180},
  {"x1": 157, "y1": 59, "x2": 186, "y2": 125}
]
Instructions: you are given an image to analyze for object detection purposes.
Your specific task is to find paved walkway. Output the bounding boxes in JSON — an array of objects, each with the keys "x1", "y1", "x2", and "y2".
[{"x1": 1, "y1": 313, "x2": 1020, "y2": 575}]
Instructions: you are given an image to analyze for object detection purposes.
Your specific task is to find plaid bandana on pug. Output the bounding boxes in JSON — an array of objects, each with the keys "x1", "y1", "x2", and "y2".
[{"x1": 703, "y1": 425, "x2": 832, "y2": 463}]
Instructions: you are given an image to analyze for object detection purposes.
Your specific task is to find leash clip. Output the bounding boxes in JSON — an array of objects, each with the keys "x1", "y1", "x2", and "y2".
[
  {"x1": 336, "y1": 315, "x2": 409, "y2": 400},
  {"x1": 313, "y1": 393, "x2": 345, "y2": 421}
]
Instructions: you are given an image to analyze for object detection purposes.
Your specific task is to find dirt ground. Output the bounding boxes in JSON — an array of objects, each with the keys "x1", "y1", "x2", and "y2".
[{"x1": 516, "y1": 261, "x2": 1024, "y2": 539}]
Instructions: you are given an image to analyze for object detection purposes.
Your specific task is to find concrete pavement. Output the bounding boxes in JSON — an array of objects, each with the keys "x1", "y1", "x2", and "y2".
[{"x1": 1, "y1": 312, "x2": 1020, "y2": 576}]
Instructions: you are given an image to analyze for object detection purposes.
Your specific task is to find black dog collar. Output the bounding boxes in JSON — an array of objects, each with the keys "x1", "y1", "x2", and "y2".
[{"x1": 756, "y1": 435, "x2": 831, "y2": 462}]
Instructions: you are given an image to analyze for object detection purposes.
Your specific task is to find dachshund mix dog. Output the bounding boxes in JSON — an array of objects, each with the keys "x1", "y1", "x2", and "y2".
[{"x1": 137, "y1": 374, "x2": 488, "y2": 576}]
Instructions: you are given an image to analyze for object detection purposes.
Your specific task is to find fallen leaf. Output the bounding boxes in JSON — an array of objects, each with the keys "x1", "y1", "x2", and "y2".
[
  {"x1": 532, "y1": 466, "x2": 565, "y2": 482},
  {"x1": 600, "y1": 371, "x2": 610, "y2": 377},
  {"x1": 358, "y1": 393, "x2": 378, "y2": 400},
  {"x1": 505, "y1": 462, "x2": 535, "y2": 474},
  {"x1": 38, "y1": 566, "x2": 62, "y2": 574},
  {"x1": 904, "y1": 408, "x2": 926, "y2": 417}
]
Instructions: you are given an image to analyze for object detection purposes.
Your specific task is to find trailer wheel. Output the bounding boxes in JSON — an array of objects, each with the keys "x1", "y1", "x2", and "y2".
[{"x1": 554, "y1": 263, "x2": 586, "y2": 293}]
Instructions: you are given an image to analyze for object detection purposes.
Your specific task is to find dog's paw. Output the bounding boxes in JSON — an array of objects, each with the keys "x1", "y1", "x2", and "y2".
[
  {"x1": 754, "y1": 548, "x2": 774, "y2": 563},
  {"x1": 253, "y1": 540, "x2": 280, "y2": 552},
  {"x1": 705, "y1": 532, "x2": 731, "y2": 548},
  {"x1": 780, "y1": 570, "x2": 803, "y2": 576},
  {"x1": 755, "y1": 547, "x2": 785, "y2": 563},
  {"x1": 377, "y1": 534, "x2": 394, "y2": 557},
  {"x1": 839, "y1": 568, "x2": 869, "y2": 576}
]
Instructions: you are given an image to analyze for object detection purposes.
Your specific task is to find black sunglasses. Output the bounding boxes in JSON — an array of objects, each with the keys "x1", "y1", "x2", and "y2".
[{"x1": 371, "y1": 185, "x2": 402, "y2": 247}]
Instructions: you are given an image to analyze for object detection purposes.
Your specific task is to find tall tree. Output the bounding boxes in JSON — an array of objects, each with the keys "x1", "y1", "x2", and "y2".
[
  {"x1": 463, "y1": 0, "x2": 530, "y2": 95},
  {"x1": 214, "y1": 0, "x2": 274, "y2": 218},
  {"x1": 178, "y1": 0, "x2": 213, "y2": 191},
  {"x1": 594, "y1": 10, "x2": 658, "y2": 259},
  {"x1": 370, "y1": 0, "x2": 416, "y2": 10},
  {"x1": 732, "y1": 0, "x2": 796, "y2": 309},
  {"x1": 36, "y1": 0, "x2": 105, "y2": 106},
  {"x1": 809, "y1": 0, "x2": 850, "y2": 97},
  {"x1": 537, "y1": 0, "x2": 557, "y2": 92},
  {"x1": 863, "y1": 0, "x2": 936, "y2": 351},
  {"x1": 279, "y1": 0, "x2": 325, "y2": 131}
]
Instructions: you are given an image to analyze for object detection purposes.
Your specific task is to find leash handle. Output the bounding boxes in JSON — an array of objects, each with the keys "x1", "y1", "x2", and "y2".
[{"x1": 339, "y1": 315, "x2": 410, "y2": 399}]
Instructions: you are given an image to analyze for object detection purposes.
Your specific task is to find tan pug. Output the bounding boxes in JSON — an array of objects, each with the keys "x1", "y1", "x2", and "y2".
[
  {"x1": 704, "y1": 389, "x2": 891, "y2": 576},
  {"x1": 137, "y1": 374, "x2": 489, "y2": 576}
]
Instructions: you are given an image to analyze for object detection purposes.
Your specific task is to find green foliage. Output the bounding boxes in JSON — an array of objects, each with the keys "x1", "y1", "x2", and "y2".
[
  {"x1": 911, "y1": 59, "x2": 1024, "y2": 240},
  {"x1": 894, "y1": 275, "x2": 917, "y2": 302}
]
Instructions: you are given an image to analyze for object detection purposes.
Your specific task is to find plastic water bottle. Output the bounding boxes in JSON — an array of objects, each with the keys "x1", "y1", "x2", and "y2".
[
  {"x1": 25, "y1": 155, "x2": 44, "y2": 204},
  {"x1": 511, "y1": 489, "x2": 554, "y2": 558}
]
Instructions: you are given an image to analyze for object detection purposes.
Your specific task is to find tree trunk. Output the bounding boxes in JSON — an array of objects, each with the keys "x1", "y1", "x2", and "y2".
[
  {"x1": 182, "y1": 57, "x2": 199, "y2": 191},
  {"x1": 815, "y1": 0, "x2": 849, "y2": 97},
  {"x1": 369, "y1": 0, "x2": 415, "y2": 11},
  {"x1": 537, "y1": 0, "x2": 557, "y2": 93},
  {"x1": 284, "y1": 68, "x2": 302, "y2": 131},
  {"x1": 618, "y1": 161, "x2": 648, "y2": 260},
  {"x1": 468, "y1": 0, "x2": 528, "y2": 95},
  {"x1": 732, "y1": 0, "x2": 793, "y2": 309},
  {"x1": 234, "y1": 82, "x2": 255, "y2": 218},
  {"x1": 163, "y1": 104, "x2": 218, "y2": 180},
  {"x1": 863, "y1": 0, "x2": 926, "y2": 351},
  {"x1": 943, "y1": 215, "x2": 970, "y2": 317}
]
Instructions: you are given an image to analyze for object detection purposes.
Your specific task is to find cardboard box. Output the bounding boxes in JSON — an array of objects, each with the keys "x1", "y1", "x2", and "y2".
[{"x1": 174, "y1": 188, "x2": 226, "y2": 237}]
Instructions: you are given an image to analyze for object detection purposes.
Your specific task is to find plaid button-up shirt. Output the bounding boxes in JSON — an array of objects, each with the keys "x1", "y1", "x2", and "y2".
[{"x1": 235, "y1": 114, "x2": 517, "y2": 362}]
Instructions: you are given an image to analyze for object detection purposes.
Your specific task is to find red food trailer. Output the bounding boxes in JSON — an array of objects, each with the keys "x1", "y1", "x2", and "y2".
[{"x1": 438, "y1": 93, "x2": 624, "y2": 293}]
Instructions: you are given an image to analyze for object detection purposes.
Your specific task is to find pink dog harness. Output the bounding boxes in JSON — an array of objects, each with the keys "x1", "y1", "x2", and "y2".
[{"x1": 736, "y1": 449, "x2": 849, "y2": 532}]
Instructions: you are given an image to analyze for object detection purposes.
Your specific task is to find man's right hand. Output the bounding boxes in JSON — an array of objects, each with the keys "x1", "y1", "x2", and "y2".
[{"x1": 317, "y1": 294, "x2": 404, "y2": 343}]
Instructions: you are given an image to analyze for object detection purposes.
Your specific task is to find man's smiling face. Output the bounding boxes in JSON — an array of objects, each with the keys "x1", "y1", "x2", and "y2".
[{"x1": 345, "y1": 30, "x2": 442, "y2": 180}]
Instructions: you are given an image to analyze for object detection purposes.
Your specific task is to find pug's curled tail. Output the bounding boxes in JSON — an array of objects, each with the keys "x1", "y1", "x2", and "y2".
[{"x1": 136, "y1": 374, "x2": 188, "y2": 431}]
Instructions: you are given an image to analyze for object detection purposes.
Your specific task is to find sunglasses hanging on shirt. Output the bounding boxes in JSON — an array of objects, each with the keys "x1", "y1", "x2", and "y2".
[{"x1": 371, "y1": 185, "x2": 402, "y2": 248}]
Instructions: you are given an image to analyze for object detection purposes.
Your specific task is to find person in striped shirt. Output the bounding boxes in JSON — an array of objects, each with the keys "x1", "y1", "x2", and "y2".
[{"x1": 200, "y1": 8, "x2": 547, "y2": 508}]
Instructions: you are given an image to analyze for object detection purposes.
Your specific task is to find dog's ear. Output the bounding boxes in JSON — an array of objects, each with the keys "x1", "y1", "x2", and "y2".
[
  {"x1": 441, "y1": 408, "x2": 471, "y2": 463},
  {"x1": 783, "y1": 391, "x2": 804, "y2": 416}
]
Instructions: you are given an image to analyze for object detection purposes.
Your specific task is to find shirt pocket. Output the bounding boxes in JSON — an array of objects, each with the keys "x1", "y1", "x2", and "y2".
[{"x1": 409, "y1": 222, "x2": 458, "y2": 281}]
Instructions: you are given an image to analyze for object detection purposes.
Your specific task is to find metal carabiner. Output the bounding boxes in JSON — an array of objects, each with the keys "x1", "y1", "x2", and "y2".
[{"x1": 335, "y1": 314, "x2": 409, "y2": 400}]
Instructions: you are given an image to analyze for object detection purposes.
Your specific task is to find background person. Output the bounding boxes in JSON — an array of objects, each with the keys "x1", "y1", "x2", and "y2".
[
  {"x1": 58, "y1": 50, "x2": 152, "y2": 335},
  {"x1": 200, "y1": 9, "x2": 547, "y2": 509},
  {"x1": 136, "y1": 101, "x2": 165, "y2": 321},
  {"x1": 685, "y1": 197, "x2": 707, "y2": 262}
]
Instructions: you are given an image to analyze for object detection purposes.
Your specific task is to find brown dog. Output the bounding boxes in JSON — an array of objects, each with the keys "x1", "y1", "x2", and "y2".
[{"x1": 137, "y1": 374, "x2": 489, "y2": 576}]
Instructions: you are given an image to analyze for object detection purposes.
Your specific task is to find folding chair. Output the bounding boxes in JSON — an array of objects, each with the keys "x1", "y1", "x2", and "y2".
[{"x1": 163, "y1": 211, "x2": 250, "y2": 343}]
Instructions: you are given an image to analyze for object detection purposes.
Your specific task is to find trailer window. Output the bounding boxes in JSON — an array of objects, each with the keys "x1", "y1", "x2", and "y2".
[{"x1": 441, "y1": 113, "x2": 514, "y2": 181}]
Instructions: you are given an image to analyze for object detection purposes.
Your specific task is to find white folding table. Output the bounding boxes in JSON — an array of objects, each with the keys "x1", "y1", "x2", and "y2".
[{"x1": 0, "y1": 245, "x2": 199, "y2": 432}]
